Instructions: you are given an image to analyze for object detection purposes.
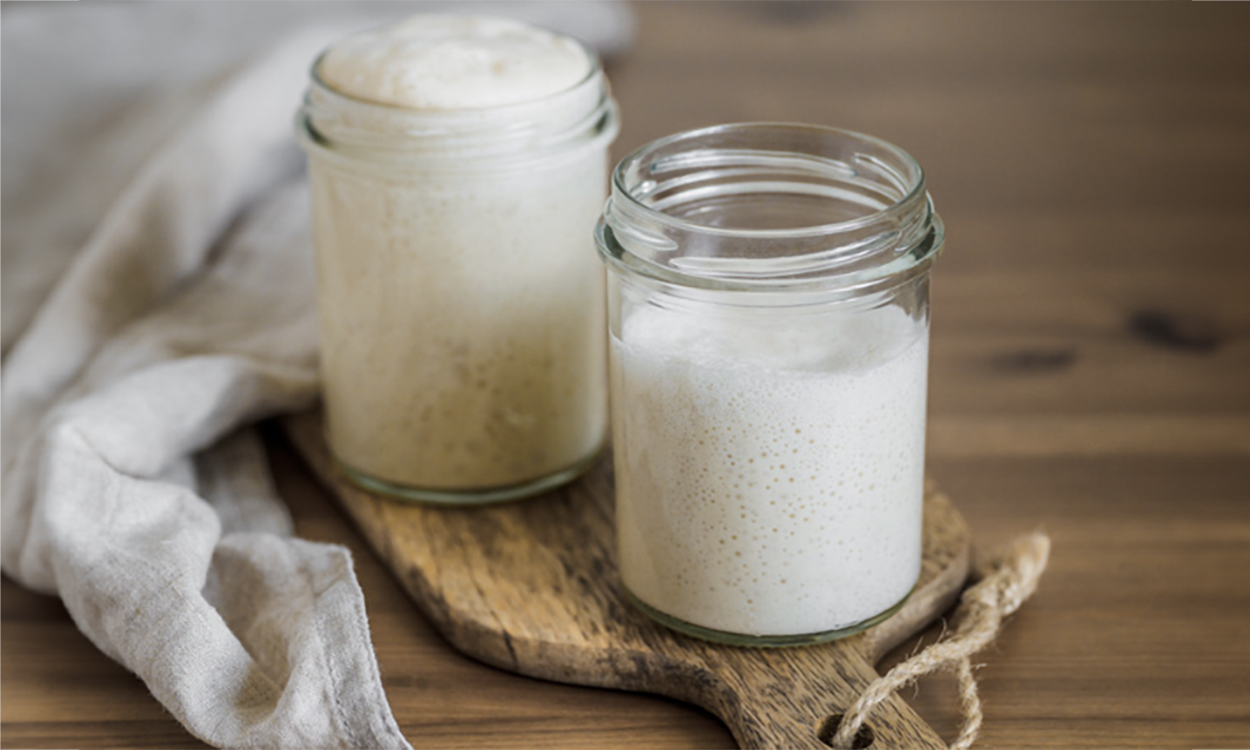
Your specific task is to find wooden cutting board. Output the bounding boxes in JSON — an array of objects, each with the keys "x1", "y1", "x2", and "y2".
[{"x1": 283, "y1": 410, "x2": 971, "y2": 749}]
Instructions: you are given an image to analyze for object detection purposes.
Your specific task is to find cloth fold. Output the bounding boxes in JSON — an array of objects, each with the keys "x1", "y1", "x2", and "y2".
[{"x1": 1, "y1": 29, "x2": 411, "y2": 750}]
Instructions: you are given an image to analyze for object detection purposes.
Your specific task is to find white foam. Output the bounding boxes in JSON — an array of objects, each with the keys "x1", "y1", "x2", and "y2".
[
  {"x1": 612, "y1": 302, "x2": 927, "y2": 636},
  {"x1": 319, "y1": 15, "x2": 592, "y2": 110}
]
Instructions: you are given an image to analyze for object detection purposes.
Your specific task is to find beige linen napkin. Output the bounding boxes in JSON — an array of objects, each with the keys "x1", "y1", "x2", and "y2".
[{"x1": 1, "y1": 28, "x2": 413, "y2": 748}]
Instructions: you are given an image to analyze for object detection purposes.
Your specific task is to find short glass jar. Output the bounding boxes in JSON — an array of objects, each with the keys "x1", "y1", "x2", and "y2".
[
  {"x1": 297, "y1": 26, "x2": 619, "y2": 504},
  {"x1": 596, "y1": 123, "x2": 944, "y2": 645}
]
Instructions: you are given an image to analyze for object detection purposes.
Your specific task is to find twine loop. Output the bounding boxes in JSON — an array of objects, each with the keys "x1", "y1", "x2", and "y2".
[{"x1": 830, "y1": 531, "x2": 1051, "y2": 750}]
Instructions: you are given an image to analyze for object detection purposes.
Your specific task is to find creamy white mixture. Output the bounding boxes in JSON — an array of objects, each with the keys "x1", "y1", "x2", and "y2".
[
  {"x1": 611, "y1": 303, "x2": 927, "y2": 636},
  {"x1": 319, "y1": 15, "x2": 591, "y2": 109},
  {"x1": 311, "y1": 16, "x2": 608, "y2": 492}
]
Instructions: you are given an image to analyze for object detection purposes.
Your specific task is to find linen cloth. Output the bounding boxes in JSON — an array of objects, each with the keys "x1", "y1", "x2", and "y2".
[
  {"x1": 1, "y1": 4, "x2": 632, "y2": 748},
  {"x1": 1, "y1": 29, "x2": 412, "y2": 749}
]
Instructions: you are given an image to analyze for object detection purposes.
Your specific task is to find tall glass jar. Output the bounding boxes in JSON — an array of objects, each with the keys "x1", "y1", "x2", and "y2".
[
  {"x1": 597, "y1": 123, "x2": 944, "y2": 645},
  {"x1": 297, "y1": 24, "x2": 618, "y2": 504}
]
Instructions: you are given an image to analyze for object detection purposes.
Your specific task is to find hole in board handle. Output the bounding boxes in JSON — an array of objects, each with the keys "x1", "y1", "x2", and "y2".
[{"x1": 817, "y1": 712, "x2": 875, "y2": 749}]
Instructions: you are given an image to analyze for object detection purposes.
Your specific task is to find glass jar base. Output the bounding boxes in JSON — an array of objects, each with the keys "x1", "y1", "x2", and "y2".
[
  {"x1": 335, "y1": 448, "x2": 601, "y2": 506},
  {"x1": 622, "y1": 586, "x2": 913, "y2": 648}
]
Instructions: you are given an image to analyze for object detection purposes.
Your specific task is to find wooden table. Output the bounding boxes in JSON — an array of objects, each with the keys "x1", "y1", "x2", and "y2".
[{"x1": 4, "y1": 3, "x2": 1250, "y2": 748}]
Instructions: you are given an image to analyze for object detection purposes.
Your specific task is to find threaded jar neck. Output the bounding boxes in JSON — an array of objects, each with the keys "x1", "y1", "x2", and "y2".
[{"x1": 597, "y1": 123, "x2": 943, "y2": 303}]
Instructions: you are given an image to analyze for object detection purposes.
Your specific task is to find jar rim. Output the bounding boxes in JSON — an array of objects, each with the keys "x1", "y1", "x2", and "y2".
[
  {"x1": 597, "y1": 122, "x2": 944, "y2": 299},
  {"x1": 611, "y1": 122, "x2": 928, "y2": 239}
]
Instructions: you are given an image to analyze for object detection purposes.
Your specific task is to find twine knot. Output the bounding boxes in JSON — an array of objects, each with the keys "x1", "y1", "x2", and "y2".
[{"x1": 830, "y1": 531, "x2": 1051, "y2": 750}]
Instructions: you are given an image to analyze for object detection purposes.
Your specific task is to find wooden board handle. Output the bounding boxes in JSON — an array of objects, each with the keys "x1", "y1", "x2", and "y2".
[{"x1": 705, "y1": 644, "x2": 946, "y2": 750}]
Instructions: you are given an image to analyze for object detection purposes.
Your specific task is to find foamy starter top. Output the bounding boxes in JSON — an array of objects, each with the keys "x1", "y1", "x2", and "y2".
[{"x1": 319, "y1": 15, "x2": 593, "y2": 110}]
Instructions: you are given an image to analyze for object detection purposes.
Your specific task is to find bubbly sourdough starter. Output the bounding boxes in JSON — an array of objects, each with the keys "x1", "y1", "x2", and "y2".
[
  {"x1": 319, "y1": 16, "x2": 592, "y2": 110},
  {"x1": 311, "y1": 17, "x2": 608, "y2": 491},
  {"x1": 611, "y1": 303, "x2": 928, "y2": 636}
]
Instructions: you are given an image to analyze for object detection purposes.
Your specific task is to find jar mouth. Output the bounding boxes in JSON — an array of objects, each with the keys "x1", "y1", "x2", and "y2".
[
  {"x1": 597, "y1": 123, "x2": 943, "y2": 298},
  {"x1": 297, "y1": 41, "x2": 617, "y2": 168}
]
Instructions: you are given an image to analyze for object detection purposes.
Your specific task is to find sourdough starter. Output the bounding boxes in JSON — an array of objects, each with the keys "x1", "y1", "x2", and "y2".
[
  {"x1": 611, "y1": 303, "x2": 927, "y2": 636},
  {"x1": 309, "y1": 16, "x2": 610, "y2": 492}
]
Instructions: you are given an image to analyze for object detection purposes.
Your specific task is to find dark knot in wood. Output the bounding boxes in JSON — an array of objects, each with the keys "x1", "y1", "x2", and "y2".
[
  {"x1": 989, "y1": 348, "x2": 1078, "y2": 373},
  {"x1": 1129, "y1": 309, "x2": 1222, "y2": 353}
]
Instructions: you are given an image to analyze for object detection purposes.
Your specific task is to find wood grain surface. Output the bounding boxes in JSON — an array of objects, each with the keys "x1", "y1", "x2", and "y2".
[
  {"x1": 279, "y1": 411, "x2": 970, "y2": 750},
  {"x1": 5, "y1": 3, "x2": 1250, "y2": 749}
]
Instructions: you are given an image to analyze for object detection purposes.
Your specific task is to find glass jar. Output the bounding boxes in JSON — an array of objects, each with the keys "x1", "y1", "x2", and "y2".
[
  {"x1": 297, "y1": 35, "x2": 619, "y2": 504},
  {"x1": 596, "y1": 123, "x2": 944, "y2": 645}
]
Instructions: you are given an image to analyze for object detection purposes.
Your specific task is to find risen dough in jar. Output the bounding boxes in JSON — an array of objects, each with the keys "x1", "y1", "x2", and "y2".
[
  {"x1": 612, "y1": 303, "x2": 927, "y2": 636},
  {"x1": 308, "y1": 14, "x2": 610, "y2": 494}
]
